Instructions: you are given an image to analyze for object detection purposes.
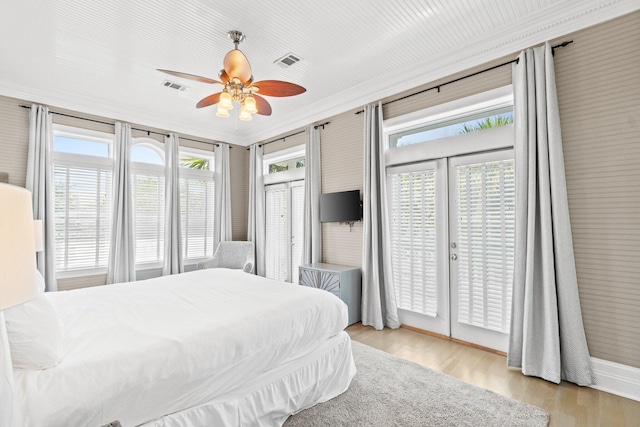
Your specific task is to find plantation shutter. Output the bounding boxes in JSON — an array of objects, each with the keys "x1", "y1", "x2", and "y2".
[
  {"x1": 180, "y1": 175, "x2": 215, "y2": 260},
  {"x1": 387, "y1": 162, "x2": 438, "y2": 316},
  {"x1": 290, "y1": 181, "x2": 305, "y2": 283},
  {"x1": 53, "y1": 162, "x2": 112, "y2": 271},
  {"x1": 265, "y1": 184, "x2": 288, "y2": 281},
  {"x1": 132, "y1": 165, "x2": 165, "y2": 265},
  {"x1": 454, "y1": 159, "x2": 514, "y2": 333}
]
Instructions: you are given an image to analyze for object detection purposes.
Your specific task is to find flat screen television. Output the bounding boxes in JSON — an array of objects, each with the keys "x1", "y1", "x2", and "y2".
[{"x1": 320, "y1": 190, "x2": 361, "y2": 223}]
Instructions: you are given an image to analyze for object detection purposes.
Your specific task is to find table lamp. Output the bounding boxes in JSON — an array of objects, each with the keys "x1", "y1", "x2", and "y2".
[{"x1": 0, "y1": 183, "x2": 39, "y2": 426}]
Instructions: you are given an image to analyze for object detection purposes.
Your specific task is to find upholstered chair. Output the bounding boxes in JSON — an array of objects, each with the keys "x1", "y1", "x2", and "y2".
[{"x1": 197, "y1": 241, "x2": 255, "y2": 273}]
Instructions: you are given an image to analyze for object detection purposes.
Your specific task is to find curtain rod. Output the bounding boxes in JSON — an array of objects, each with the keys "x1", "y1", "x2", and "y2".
[
  {"x1": 246, "y1": 121, "x2": 331, "y2": 150},
  {"x1": 18, "y1": 104, "x2": 227, "y2": 147},
  {"x1": 179, "y1": 136, "x2": 224, "y2": 148},
  {"x1": 19, "y1": 105, "x2": 168, "y2": 137},
  {"x1": 354, "y1": 40, "x2": 573, "y2": 115}
]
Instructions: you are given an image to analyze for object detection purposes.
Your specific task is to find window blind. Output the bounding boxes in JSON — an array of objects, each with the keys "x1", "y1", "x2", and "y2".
[
  {"x1": 132, "y1": 166, "x2": 165, "y2": 265},
  {"x1": 388, "y1": 167, "x2": 438, "y2": 316},
  {"x1": 455, "y1": 159, "x2": 514, "y2": 333},
  {"x1": 53, "y1": 163, "x2": 112, "y2": 271},
  {"x1": 180, "y1": 176, "x2": 215, "y2": 261},
  {"x1": 265, "y1": 185, "x2": 288, "y2": 281}
]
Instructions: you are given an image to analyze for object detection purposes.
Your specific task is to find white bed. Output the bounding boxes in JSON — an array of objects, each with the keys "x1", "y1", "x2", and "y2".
[{"x1": 10, "y1": 268, "x2": 356, "y2": 427}]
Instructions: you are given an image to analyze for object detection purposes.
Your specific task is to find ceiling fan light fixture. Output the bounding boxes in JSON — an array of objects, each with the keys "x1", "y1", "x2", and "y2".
[
  {"x1": 243, "y1": 95, "x2": 257, "y2": 114},
  {"x1": 216, "y1": 105, "x2": 230, "y2": 117},
  {"x1": 219, "y1": 91, "x2": 233, "y2": 110},
  {"x1": 159, "y1": 30, "x2": 305, "y2": 121},
  {"x1": 239, "y1": 105, "x2": 253, "y2": 121}
]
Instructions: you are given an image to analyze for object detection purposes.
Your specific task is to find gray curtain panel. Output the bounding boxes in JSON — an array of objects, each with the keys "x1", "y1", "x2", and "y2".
[
  {"x1": 107, "y1": 122, "x2": 136, "y2": 284},
  {"x1": 248, "y1": 145, "x2": 266, "y2": 276},
  {"x1": 162, "y1": 133, "x2": 183, "y2": 276},
  {"x1": 508, "y1": 42, "x2": 594, "y2": 385},
  {"x1": 214, "y1": 143, "x2": 232, "y2": 249},
  {"x1": 26, "y1": 105, "x2": 57, "y2": 292},
  {"x1": 302, "y1": 125, "x2": 322, "y2": 265},
  {"x1": 362, "y1": 103, "x2": 400, "y2": 330}
]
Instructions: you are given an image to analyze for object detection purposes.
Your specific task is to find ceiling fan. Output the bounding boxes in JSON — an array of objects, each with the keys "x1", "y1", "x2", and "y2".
[{"x1": 158, "y1": 30, "x2": 306, "y2": 121}]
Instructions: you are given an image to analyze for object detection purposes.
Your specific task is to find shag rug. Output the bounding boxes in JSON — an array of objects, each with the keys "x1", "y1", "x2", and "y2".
[{"x1": 284, "y1": 341, "x2": 549, "y2": 427}]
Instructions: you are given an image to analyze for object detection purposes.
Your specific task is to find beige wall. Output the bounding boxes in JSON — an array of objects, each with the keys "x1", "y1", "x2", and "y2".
[{"x1": 553, "y1": 12, "x2": 640, "y2": 368}]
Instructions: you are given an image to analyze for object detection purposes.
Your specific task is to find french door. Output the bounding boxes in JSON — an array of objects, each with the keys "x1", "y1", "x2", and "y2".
[
  {"x1": 388, "y1": 149, "x2": 515, "y2": 352},
  {"x1": 264, "y1": 180, "x2": 304, "y2": 283}
]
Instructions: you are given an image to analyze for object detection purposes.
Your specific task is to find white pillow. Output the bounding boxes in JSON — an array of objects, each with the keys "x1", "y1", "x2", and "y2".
[{"x1": 4, "y1": 295, "x2": 64, "y2": 369}]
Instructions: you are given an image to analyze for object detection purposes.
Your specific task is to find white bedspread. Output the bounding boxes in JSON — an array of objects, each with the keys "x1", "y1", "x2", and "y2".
[{"x1": 12, "y1": 269, "x2": 349, "y2": 427}]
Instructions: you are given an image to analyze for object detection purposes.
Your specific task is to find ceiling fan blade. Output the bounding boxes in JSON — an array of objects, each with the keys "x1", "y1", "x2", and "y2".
[
  {"x1": 196, "y1": 93, "x2": 222, "y2": 109},
  {"x1": 157, "y1": 69, "x2": 222, "y2": 85},
  {"x1": 253, "y1": 94, "x2": 272, "y2": 116},
  {"x1": 223, "y1": 49, "x2": 252, "y2": 84},
  {"x1": 251, "y1": 80, "x2": 306, "y2": 97},
  {"x1": 219, "y1": 70, "x2": 230, "y2": 84}
]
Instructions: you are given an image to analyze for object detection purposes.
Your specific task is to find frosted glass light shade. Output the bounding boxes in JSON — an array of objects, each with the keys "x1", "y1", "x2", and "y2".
[
  {"x1": 219, "y1": 91, "x2": 233, "y2": 110},
  {"x1": 243, "y1": 95, "x2": 257, "y2": 114},
  {"x1": 0, "y1": 184, "x2": 38, "y2": 310},
  {"x1": 239, "y1": 106, "x2": 252, "y2": 121},
  {"x1": 216, "y1": 105, "x2": 230, "y2": 118}
]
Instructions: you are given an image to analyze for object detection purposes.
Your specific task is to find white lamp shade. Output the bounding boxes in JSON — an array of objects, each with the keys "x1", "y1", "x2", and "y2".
[
  {"x1": 0, "y1": 184, "x2": 38, "y2": 310},
  {"x1": 33, "y1": 220, "x2": 43, "y2": 252}
]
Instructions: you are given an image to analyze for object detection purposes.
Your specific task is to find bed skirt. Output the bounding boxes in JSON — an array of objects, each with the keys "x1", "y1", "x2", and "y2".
[{"x1": 141, "y1": 331, "x2": 356, "y2": 427}]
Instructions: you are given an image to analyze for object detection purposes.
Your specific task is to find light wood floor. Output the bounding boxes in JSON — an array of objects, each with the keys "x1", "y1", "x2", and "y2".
[{"x1": 346, "y1": 323, "x2": 640, "y2": 427}]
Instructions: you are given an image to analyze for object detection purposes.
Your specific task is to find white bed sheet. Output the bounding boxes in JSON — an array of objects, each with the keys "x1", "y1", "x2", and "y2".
[{"x1": 12, "y1": 269, "x2": 351, "y2": 427}]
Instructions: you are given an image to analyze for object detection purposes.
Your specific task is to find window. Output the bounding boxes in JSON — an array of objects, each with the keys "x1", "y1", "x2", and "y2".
[
  {"x1": 267, "y1": 156, "x2": 305, "y2": 173},
  {"x1": 53, "y1": 125, "x2": 114, "y2": 275},
  {"x1": 263, "y1": 145, "x2": 305, "y2": 184},
  {"x1": 179, "y1": 149, "x2": 215, "y2": 262},
  {"x1": 131, "y1": 139, "x2": 165, "y2": 267},
  {"x1": 263, "y1": 145, "x2": 305, "y2": 283},
  {"x1": 389, "y1": 108, "x2": 513, "y2": 148}
]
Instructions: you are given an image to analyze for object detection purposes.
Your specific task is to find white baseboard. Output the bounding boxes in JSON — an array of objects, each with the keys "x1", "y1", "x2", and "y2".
[{"x1": 591, "y1": 357, "x2": 640, "y2": 402}]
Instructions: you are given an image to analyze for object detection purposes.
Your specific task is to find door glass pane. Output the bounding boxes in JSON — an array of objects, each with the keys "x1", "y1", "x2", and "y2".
[
  {"x1": 388, "y1": 168, "x2": 438, "y2": 316},
  {"x1": 265, "y1": 187, "x2": 288, "y2": 281},
  {"x1": 455, "y1": 159, "x2": 515, "y2": 333}
]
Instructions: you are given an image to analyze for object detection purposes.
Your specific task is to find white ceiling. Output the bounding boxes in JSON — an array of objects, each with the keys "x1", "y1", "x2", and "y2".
[{"x1": 1, "y1": 0, "x2": 638, "y2": 146}]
